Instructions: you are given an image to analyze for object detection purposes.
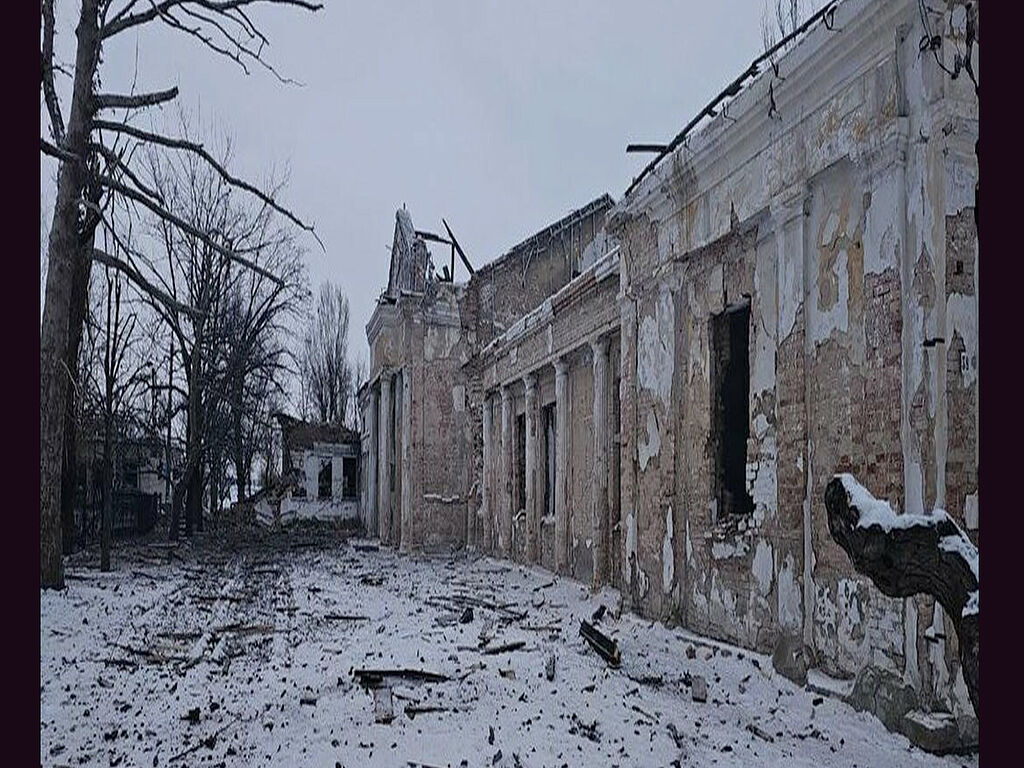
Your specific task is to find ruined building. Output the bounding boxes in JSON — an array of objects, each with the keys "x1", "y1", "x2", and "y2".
[
  {"x1": 250, "y1": 415, "x2": 362, "y2": 525},
  {"x1": 357, "y1": 0, "x2": 979, "y2": 747}
]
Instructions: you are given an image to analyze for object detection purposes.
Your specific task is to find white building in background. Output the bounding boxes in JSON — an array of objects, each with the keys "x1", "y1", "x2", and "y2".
[{"x1": 253, "y1": 414, "x2": 362, "y2": 524}]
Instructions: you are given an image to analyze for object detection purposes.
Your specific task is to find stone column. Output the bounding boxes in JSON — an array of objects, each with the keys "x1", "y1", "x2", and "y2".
[
  {"x1": 400, "y1": 368, "x2": 413, "y2": 552},
  {"x1": 367, "y1": 387, "x2": 379, "y2": 537},
  {"x1": 481, "y1": 394, "x2": 494, "y2": 553},
  {"x1": 591, "y1": 336, "x2": 610, "y2": 587},
  {"x1": 377, "y1": 372, "x2": 392, "y2": 545},
  {"x1": 618, "y1": 296, "x2": 638, "y2": 608},
  {"x1": 523, "y1": 373, "x2": 538, "y2": 563},
  {"x1": 773, "y1": 188, "x2": 812, "y2": 648},
  {"x1": 554, "y1": 358, "x2": 569, "y2": 575},
  {"x1": 500, "y1": 385, "x2": 513, "y2": 558}
]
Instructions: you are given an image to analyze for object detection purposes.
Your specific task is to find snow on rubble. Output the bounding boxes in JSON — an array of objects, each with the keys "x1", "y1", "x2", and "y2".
[{"x1": 41, "y1": 533, "x2": 978, "y2": 768}]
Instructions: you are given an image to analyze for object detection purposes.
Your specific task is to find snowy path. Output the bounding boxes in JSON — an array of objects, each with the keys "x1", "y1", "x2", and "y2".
[{"x1": 41, "y1": 535, "x2": 978, "y2": 767}]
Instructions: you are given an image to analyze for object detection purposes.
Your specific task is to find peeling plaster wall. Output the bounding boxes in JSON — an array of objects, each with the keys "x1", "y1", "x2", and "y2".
[
  {"x1": 568, "y1": 348, "x2": 596, "y2": 583},
  {"x1": 410, "y1": 286, "x2": 473, "y2": 549},
  {"x1": 362, "y1": 0, "x2": 977, "y2": 737},
  {"x1": 368, "y1": 200, "x2": 612, "y2": 556},
  {"x1": 608, "y1": 0, "x2": 977, "y2": 729},
  {"x1": 468, "y1": 201, "x2": 613, "y2": 350}
]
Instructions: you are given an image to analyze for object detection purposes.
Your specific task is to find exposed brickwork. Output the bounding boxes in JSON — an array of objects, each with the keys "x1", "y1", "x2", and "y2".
[
  {"x1": 944, "y1": 209, "x2": 978, "y2": 530},
  {"x1": 360, "y1": 0, "x2": 979, "y2": 743}
]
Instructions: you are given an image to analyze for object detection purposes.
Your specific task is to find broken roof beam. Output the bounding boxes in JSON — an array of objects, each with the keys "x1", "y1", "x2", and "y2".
[
  {"x1": 626, "y1": 143, "x2": 670, "y2": 153},
  {"x1": 442, "y1": 218, "x2": 475, "y2": 275},
  {"x1": 624, "y1": 0, "x2": 839, "y2": 197},
  {"x1": 415, "y1": 230, "x2": 452, "y2": 246}
]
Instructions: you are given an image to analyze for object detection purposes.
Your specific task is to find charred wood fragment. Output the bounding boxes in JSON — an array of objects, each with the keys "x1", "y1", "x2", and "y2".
[
  {"x1": 579, "y1": 620, "x2": 621, "y2": 668},
  {"x1": 481, "y1": 640, "x2": 526, "y2": 655},
  {"x1": 352, "y1": 668, "x2": 449, "y2": 689}
]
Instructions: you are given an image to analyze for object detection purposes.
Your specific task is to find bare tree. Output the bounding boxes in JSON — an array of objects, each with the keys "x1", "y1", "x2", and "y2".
[
  {"x1": 132, "y1": 124, "x2": 307, "y2": 537},
  {"x1": 40, "y1": 0, "x2": 322, "y2": 588},
  {"x1": 300, "y1": 284, "x2": 354, "y2": 427},
  {"x1": 218, "y1": 233, "x2": 306, "y2": 504},
  {"x1": 79, "y1": 230, "x2": 154, "y2": 570}
]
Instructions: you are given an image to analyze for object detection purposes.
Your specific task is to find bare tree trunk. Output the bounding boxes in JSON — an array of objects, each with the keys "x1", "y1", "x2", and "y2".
[
  {"x1": 185, "y1": 463, "x2": 198, "y2": 537},
  {"x1": 234, "y1": 380, "x2": 246, "y2": 504},
  {"x1": 60, "y1": 241, "x2": 95, "y2": 555},
  {"x1": 208, "y1": 459, "x2": 218, "y2": 529},
  {"x1": 100, "y1": 407, "x2": 113, "y2": 572},
  {"x1": 824, "y1": 474, "x2": 979, "y2": 718},
  {"x1": 170, "y1": 479, "x2": 184, "y2": 541},
  {"x1": 41, "y1": 0, "x2": 101, "y2": 589},
  {"x1": 192, "y1": 463, "x2": 205, "y2": 533},
  {"x1": 60, "y1": 404, "x2": 79, "y2": 556}
]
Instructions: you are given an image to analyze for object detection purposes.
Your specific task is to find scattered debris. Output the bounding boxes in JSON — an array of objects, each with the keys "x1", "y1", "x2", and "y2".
[
  {"x1": 168, "y1": 716, "x2": 240, "y2": 763},
  {"x1": 212, "y1": 622, "x2": 275, "y2": 635},
  {"x1": 481, "y1": 641, "x2": 526, "y2": 656},
  {"x1": 569, "y1": 713, "x2": 601, "y2": 743},
  {"x1": 631, "y1": 703, "x2": 658, "y2": 723},
  {"x1": 579, "y1": 620, "x2": 621, "y2": 668},
  {"x1": 667, "y1": 722, "x2": 686, "y2": 749},
  {"x1": 42, "y1": 533, "x2": 976, "y2": 767},
  {"x1": 405, "y1": 704, "x2": 456, "y2": 719},
  {"x1": 352, "y1": 668, "x2": 449, "y2": 689},
  {"x1": 691, "y1": 675, "x2": 708, "y2": 703},
  {"x1": 373, "y1": 687, "x2": 394, "y2": 724}
]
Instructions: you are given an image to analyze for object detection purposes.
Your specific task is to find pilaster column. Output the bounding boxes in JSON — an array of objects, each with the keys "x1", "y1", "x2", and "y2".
[
  {"x1": 377, "y1": 372, "x2": 392, "y2": 545},
  {"x1": 368, "y1": 387, "x2": 379, "y2": 537},
  {"x1": 554, "y1": 358, "x2": 569, "y2": 575},
  {"x1": 400, "y1": 368, "x2": 412, "y2": 552},
  {"x1": 523, "y1": 373, "x2": 538, "y2": 563},
  {"x1": 500, "y1": 385, "x2": 513, "y2": 558},
  {"x1": 481, "y1": 395, "x2": 494, "y2": 553},
  {"x1": 591, "y1": 336, "x2": 610, "y2": 587},
  {"x1": 773, "y1": 187, "x2": 812, "y2": 647}
]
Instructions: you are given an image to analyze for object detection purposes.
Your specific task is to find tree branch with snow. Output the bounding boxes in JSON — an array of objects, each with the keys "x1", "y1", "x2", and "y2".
[{"x1": 824, "y1": 473, "x2": 978, "y2": 719}]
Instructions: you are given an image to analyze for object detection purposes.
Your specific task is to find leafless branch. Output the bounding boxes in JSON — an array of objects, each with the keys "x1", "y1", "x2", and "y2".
[
  {"x1": 97, "y1": 173, "x2": 284, "y2": 286},
  {"x1": 101, "y1": 1, "x2": 323, "y2": 40},
  {"x1": 41, "y1": 0, "x2": 65, "y2": 145},
  {"x1": 91, "y1": 119, "x2": 323, "y2": 249},
  {"x1": 41, "y1": 138, "x2": 80, "y2": 164},
  {"x1": 93, "y1": 88, "x2": 180, "y2": 111},
  {"x1": 92, "y1": 247, "x2": 202, "y2": 318},
  {"x1": 91, "y1": 142, "x2": 166, "y2": 205}
]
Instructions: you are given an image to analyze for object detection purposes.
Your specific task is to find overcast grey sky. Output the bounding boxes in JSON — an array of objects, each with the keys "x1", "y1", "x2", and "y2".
[{"x1": 42, "y1": 1, "x2": 777, "y2": 369}]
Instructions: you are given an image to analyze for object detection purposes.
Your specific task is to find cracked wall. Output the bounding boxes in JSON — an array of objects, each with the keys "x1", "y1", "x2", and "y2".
[
  {"x1": 607, "y1": 0, "x2": 977, "y2": 735},
  {"x1": 362, "y1": 0, "x2": 978, "y2": 742}
]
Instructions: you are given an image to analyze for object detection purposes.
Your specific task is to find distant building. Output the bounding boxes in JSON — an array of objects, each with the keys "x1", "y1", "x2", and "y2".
[
  {"x1": 73, "y1": 430, "x2": 172, "y2": 544},
  {"x1": 254, "y1": 414, "x2": 361, "y2": 524}
]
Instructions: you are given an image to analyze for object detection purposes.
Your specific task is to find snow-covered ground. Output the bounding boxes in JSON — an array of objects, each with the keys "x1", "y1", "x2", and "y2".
[{"x1": 41, "y1": 533, "x2": 979, "y2": 767}]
